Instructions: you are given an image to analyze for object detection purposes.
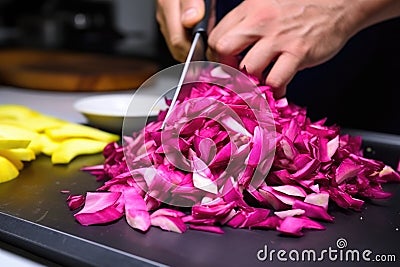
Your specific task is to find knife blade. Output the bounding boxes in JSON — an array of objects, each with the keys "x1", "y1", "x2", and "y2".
[{"x1": 161, "y1": 0, "x2": 211, "y2": 130}]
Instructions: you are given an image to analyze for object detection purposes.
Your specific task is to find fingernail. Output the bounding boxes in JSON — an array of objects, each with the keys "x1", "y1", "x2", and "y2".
[{"x1": 182, "y1": 8, "x2": 198, "y2": 21}]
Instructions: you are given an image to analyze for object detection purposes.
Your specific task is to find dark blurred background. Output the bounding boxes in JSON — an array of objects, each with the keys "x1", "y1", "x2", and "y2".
[
  {"x1": 0, "y1": 0, "x2": 399, "y2": 135},
  {"x1": 0, "y1": 0, "x2": 173, "y2": 64},
  {"x1": 286, "y1": 18, "x2": 400, "y2": 136}
]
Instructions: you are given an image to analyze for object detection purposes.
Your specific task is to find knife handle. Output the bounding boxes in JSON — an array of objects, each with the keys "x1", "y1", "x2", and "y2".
[{"x1": 193, "y1": 0, "x2": 212, "y2": 36}]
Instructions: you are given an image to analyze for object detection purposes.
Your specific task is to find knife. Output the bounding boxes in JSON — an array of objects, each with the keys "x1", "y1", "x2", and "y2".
[{"x1": 161, "y1": 0, "x2": 211, "y2": 130}]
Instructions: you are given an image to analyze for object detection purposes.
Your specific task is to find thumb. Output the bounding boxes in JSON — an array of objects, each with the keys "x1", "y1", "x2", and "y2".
[{"x1": 181, "y1": 0, "x2": 205, "y2": 28}]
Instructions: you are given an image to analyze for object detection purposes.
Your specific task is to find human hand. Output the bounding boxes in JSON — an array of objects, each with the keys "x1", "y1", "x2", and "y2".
[
  {"x1": 156, "y1": 0, "x2": 215, "y2": 62},
  {"x1": 206, "y1": 0, "x2": 363, "y2": 98},
  {"x1": 157, "y1": 0, "x2": 400, "y2": 98}
]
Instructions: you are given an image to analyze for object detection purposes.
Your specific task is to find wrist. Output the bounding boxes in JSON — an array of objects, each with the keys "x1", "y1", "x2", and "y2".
[{"x1": 348, "y1": 0, "x2": 400, "y2": 35}]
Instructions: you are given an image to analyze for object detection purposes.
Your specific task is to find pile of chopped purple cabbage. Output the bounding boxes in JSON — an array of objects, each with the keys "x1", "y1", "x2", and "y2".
[{"x1": 67, "y1": 67, "x2": 400, "y2": 237}]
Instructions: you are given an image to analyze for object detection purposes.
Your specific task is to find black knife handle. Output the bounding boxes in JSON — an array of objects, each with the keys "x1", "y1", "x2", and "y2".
[{"x1": 193, "y1": 0, "x2": 212, "y2": 36}]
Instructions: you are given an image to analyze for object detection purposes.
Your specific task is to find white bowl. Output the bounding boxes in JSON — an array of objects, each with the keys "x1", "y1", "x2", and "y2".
[{"x1": 74, "y1": 94, "x2": 167, "y2": 133}]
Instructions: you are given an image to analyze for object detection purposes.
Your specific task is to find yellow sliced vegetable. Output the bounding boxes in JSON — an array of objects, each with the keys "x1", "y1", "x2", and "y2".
[
  {"x1": 0, "y1": 115, "x2": 66, "y2": 132},
  {"x1": 0, "y1": 125, "x2": 42, "y2": 154},
  {"x1": 39, "y1": 134, "x2": 61, "y2": 156},
  {"x1": 0, "y1": 139, "x2": 31, "y2": 149},
  {"x1": 0, "y1": 104, "x2": 121, "y2": 182},
  {"x1": 7, "y1": 148, "x2": 36, "y2": 161},
  {"x1": 0, "y1": 149, "x2": 24, "y2": 170},
  {"x1": 0, "y1": 156, "x2": 19, "y2": 183},
  {"x1": 0, "y1": 105, "x2": 38, "y2": 120},
  {"x1": 46, "y1": 124, "x2": 119, "y2": 143},
  {"x1": 51, "y1": 138, "x2": 109, "y2": 164}
]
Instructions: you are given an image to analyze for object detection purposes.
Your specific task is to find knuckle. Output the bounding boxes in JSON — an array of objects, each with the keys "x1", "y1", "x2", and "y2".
[
  {"x1": 155, "y1": 1, "x2": 167, "y2": 24},
  {"x1": 156, "y1": 0, "x2": 166, "y2": 6},
  {"x1": 155, "y1": 0, "x2": 165, "y2": 11},
  {"x1": 155, "y1": 12, "x2": 163, "y2": 24},
  {"x1": 210, "y1": 38, "x2": 230, "y2": 55},
  {"x1": 169, "y1": 34, "x2": 184, "y2": 48},
  {"x1": 266, "y1": 75, "x2": 286, "y2": 90},
  {"x1": 167, "y1": 45, "x2": 186, "y2": 62},
  {"x1": 167, "y1": 40, "x2": 188, "y2": 62}
]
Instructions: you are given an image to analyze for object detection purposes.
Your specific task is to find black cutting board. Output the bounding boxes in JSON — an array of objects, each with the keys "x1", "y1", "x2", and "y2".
[{"x1": 0, "y1": 129, "x2": 399, "y2": 267}]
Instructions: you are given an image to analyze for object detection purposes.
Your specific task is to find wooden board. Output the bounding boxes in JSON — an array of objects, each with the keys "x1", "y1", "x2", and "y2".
[{"x1": 0, "y1": 49, "x2": 159, "y2": 91}]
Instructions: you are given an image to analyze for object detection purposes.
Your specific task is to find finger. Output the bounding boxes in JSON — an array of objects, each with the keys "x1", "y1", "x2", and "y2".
[
  {"x1": 206, "y1": 48, "x2": 240, "y2": 69},
  {"x1": 206, "y1": 3, "x2": 259, "y2": 67},
  {"x1": 181, "y1": 0, "x2": 205, "y2": 28},
  {"x1": 157, "y1": 0, "x2": 192, "y2": 62},
  {"x1": 207, "y1": 25, "x2": 257, "y2": 69},
  {"x1": 239, "y1": 40, "x2": 279, "y2": 80},
  {"x1": 265, "y1": 52, "x2": 302, "y2": 98},
  {"x1": 207, "y1": 10, "x2": 251, "y2": 56}
]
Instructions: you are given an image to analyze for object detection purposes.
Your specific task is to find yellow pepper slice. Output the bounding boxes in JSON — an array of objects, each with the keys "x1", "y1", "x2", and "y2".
[
  {"x1": 45, "y1": 124, "x2": 119, "y2": 143},
  {"x1": 51, "y1": 138, "x2": 109, "y2": 164},
  {"x1": 0, "y1": 125, "x2": 42, "y2": 154},
  {"x1": 0, "y1": 149, "x2": 24, "y2": 170},
  {"x1": 7, "y1": 148, "x2": 36, "y2": 161},
  {"x1": 39, "y1": 134, "x2": 61, "y2": 156},
  {"x1": 0, "y1": 139, "x2": 31, "y2": 149},
  {"x1": 0, "y1": 105, "x2": 38, "y2": 120},
  {"x1": 0, "y1": 156, "x2": 19, "y2": 183}
]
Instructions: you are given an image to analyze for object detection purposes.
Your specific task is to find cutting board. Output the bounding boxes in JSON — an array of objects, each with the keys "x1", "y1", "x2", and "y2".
[
  {"x1": 0, "y1": 49, "x2": 159, "y2": 91},
  {"x1": 0, "y1": 130, "x2": 399, "y2": 267}
]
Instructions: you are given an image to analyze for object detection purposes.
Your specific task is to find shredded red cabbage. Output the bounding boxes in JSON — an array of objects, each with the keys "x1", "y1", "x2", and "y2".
[{"x1": 68, "y1": 65, "x2": 400, "y2": 237}]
